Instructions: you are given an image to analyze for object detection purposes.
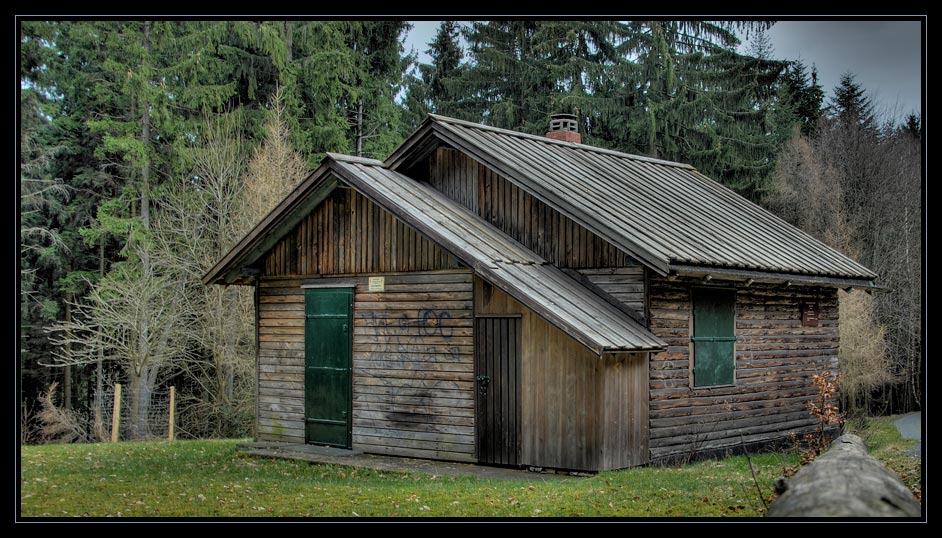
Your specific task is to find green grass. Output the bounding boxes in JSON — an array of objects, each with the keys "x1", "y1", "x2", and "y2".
[
  {"x1": 847, "y1": 414, "x2": 922, "y2": 496},
  {"x1": 20, "y1": 440, "x2": 797, "y2": 518}
]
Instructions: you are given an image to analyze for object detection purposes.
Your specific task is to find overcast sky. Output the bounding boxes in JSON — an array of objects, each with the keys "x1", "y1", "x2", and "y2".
[{"x1": 405, "y1": 20, "x2": 923, "y2": 120}]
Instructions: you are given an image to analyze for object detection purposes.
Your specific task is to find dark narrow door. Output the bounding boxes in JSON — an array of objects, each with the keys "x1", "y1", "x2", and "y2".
[
  {"x1": 304, "y1": 288, "x2": 353, "y2": 448},
  {"x1": 475, "y1": 316, "x2": 521, "y2": 466}
]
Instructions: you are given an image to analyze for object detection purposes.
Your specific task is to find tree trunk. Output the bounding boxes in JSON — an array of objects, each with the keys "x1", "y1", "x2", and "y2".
[
  {"x1": 94, "y1": 236, "x2": 105, "y2": 440},
  {"x1": 284, "y1": 21, "x2": 292, "y2": 62},
  {"x1": 768, "y1": 434, "x2": 920, "y2": 517},
  {"x1": 63, "y1": 299, "x2": 72, "y2": 411},
  {"x1": 127, "y1": 364, "x2": 159, "y2": 439},
  {"x1": 355, "y1": 96, "x2": 364, "y2": 157},
  {"x1": 141, "y1": 20, "x2": 151, "y2": 235},
  {"x1": 136, "y1": 21, "x2": 153, "y2": 440}
]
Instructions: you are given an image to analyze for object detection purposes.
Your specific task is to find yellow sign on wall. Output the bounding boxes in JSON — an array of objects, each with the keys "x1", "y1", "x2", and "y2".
[{"x1": 368, "y1": 276, "x2": 385, "y2": 292}]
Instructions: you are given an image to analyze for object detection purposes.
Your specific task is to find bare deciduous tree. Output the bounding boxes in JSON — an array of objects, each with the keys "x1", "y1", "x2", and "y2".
[
  {"x1": 240, "y1": 86, "x2": 310, "y2": 232},
  {"x1": 47, "y1": 257, "x2": 190, "y2": 438},
  {"x1": 767, "y1": 111, "x2": 922, "y2": 414},
  {"x1": 151, "y1": 110, "x2": 256, "y2": 437}
]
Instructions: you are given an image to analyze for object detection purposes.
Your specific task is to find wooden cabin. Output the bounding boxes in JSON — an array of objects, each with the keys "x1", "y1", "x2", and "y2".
[{"x1": 203, "y1": 114, "x2": 878, "y2": 471}]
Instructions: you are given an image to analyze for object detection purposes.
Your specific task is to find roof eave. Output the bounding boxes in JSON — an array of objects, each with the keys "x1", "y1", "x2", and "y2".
[{"x1": 669, "y1": 264, "x2": 883, "y2": 290}]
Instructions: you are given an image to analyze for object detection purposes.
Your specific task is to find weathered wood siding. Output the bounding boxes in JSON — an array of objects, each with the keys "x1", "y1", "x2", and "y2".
[
  {"x1": 263, "y1": 187, "x2": 459, "y2": 277},
  {"x1": 602, "y1": 352, "x2": 650, "y2": 469},
  {"x1": 257, "y1": 271, "x2": 476, "y2": 460},
  {"x1": 576, "y1": 266, "x2": 646, "y2": 321},
  {"x1": 647, "y1": 277, "x2": 839, "y2": 459},
  {"x1": 430, "y1": 148, "x2": 636, "y2": 269},
  {"x1": 257, "y1": 277, "x2": 306, "y2": 443},
  {"x1": 353, "y1": 270, "x2": 475, "y2": 461},
  {"x1": 475, "y1": 277, "x2": 649, "y2": 470}
]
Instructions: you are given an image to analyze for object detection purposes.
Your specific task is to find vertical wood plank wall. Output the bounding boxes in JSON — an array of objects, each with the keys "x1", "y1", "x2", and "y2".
[
  {"x1": 258, "y1": 271, "x2": 475, "y2": 460},
  {"x1": 430, "y1": 148, "x2": 637, "y2": 269},
  {"x1": 256, "y1": 187, "x2": 475, "y2": 460},
  {"x1": 647, "y1": 277, "x2": 839, "y2": 459},
  {"x1": 263, "y1": 188, "x2": 459, "y2": 277},
  {"x1": 475, "y1": 277, "x2": 649, "y2": 470}
]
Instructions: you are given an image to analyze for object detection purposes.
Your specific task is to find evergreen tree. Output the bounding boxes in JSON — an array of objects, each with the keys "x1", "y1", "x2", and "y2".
[
  {"x1": 341, "y1": 21, "x2": 411, "y2": 158},
  {"x1": 620, "y1": 21, "x2": 786, "y2": 198},
  {"x1": 903, "y1": 112, "x2": 921, "y2": 138},
  {"x1": 425, "y1": 21, "x2": 466, "y2": 117},
  {"x1": 779, "y1": 61, "x2": 825, "y2": 135},
  {"x1": 400, "y1": 64, "x2": 430, "y2": 131},
  {"x1": 749, "y1": 28, "x2": 774, "y2": 60},
  {"x1": 830, "y1": 72, "x2": 875, "y2": 128},
  {"x1": 462, "y1": 21, "x2": 553, "y2": 132},
  {"x1": 462, "y1": 21, "x2": 631, "y2": 137},
  {"x1": 460, "y1": 21, "x2": 786, "y2": 198}
]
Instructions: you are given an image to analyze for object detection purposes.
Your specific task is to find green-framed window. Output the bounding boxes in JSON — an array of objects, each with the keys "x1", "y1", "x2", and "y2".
[{"x1": 691, "y1": 288, "x2": 736, "y2": 387}]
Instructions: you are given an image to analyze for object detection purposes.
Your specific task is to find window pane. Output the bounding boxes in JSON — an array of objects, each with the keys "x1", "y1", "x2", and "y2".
[{"x1": 693, "y1": 289, "x2": 736, "y2": 387}]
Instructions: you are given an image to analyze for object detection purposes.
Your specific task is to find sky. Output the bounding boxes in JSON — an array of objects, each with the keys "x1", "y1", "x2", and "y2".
[{"x1": 405, "y1": 20, "x2": 923, "y2": 119}]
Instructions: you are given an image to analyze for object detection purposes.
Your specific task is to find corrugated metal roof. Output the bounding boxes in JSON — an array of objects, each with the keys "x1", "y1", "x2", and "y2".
[
  {"x1": 328, "y1": 155, "x2": 666, "y2": 354},
  {"x1": 414, "y1": 114, "x2": 876, "y2": 282}
]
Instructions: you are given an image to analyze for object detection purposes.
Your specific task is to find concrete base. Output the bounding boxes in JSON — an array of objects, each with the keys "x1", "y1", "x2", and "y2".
[{"x1": 237, "y1": 442, "x2": 574, "y2": 482}]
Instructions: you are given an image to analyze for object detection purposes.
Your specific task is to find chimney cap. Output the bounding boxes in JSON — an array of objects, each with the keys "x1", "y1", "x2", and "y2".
[
  {"x1": 549, "y1": 113, "x2": 578, "y2": 133},
  {"x1": 546, "y1": 113, "x2": 582, "y2": 143},
  {"x1": 550, "y1": 113, "x2": 577, "y2": 122}
]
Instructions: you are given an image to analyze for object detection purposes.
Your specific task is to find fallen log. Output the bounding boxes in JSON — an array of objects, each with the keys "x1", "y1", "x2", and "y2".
[{"x1": 768, "y1": 433, "x2": 920, "y2": 517}]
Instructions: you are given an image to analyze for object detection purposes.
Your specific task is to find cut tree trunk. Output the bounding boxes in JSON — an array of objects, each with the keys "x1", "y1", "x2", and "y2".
[{"x1": 768, "y1": 433, "x2": 920, "y2": 517}]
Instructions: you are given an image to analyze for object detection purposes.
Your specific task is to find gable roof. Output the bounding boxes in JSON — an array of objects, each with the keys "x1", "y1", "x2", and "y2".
[
  {"x1": 204, "y1": 154, "x2": 665, "y2": 355},
  {"x1": 387, "y1": 114, "x2": 877, "y2": 287},
  {"x1": 329, "y1": 156, "x2": 664, "y2": 354}
]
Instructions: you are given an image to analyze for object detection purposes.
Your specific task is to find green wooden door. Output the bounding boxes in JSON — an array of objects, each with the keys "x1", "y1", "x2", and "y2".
[
  {"x1": 692, "y1": 288, "x2": 736, "y2": 387},
  {"x1": 304, "y1": 288, "x2": 353, "y2": 448}
]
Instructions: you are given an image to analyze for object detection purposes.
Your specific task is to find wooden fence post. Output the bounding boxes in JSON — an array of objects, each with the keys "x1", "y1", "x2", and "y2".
[
  {"x1": 168, "y1": 386, "x2": 176, "y2": 442},
  {"x1": 111, "y1": 383, "x2": 122, "y2": 443}
]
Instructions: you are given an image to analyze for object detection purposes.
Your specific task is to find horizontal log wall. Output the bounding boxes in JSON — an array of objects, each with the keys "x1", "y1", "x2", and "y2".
[
  {"x1": 257, "y1": 271, "x2": 476, "y2": 461},
  {"x1": 647, "y1": 277, "x2": 839, "y2": 459},
  {"x1": 476, "y1": 278, "x2": 649, "y2": 470},
  {"x1": 576, "y1": 266, "x2": 645, "y2": 321},
  {"x1": 263, "y1": 187, "x2": 459, "y2": 277},
  {"x1": 256, "y1": 277, "x2": 306, "y2": 444},
  {"x1": 430, "y1": 148, "x2": 637, "y2": 269}
]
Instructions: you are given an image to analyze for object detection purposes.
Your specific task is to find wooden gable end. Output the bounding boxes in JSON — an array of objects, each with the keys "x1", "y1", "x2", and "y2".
[
  {"x1": 427, "y1": 147, "x2": 646, "y2": 320},
  {"x1": 428, "y1": 147, "x2": 637, "y2": 269},
  {"x1": 263, "y1": 186, "x2": 460, "y2": 277}
]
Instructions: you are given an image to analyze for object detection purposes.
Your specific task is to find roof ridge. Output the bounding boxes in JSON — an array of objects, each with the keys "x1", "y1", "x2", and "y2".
[
  {"x1": 427, "y1": 113, "x2": 694, "y2": 170},
  {"x1": 325, "y1": 152, "x2": 385, "y2": 166}
]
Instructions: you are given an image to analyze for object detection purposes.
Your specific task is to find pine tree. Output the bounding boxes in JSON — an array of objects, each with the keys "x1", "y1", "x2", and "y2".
[
  {"x1": 462, "y1": 21, "x2": 555, "y2": 132},
  {"x1": 425, "y1": 21, "x2": 466, "y2": 117},
  {"x1": 462, "y1": 20, "x2": 632, "y2": 137},
  {"x1": 400, "y1": 65, "x2": 430, "y2": 131},
  {"x1": 830, "y1": 72, "x2": 875, "y2": 128},
  {"x1": 779, "y1": 61, "x2": 825, "y2": 135},
  {"x1": 341, "y1": 21, "x2": 411, "y2": 158},
  {"x1": 620, "y1": 21, "x2": 786, "y2": 199},
  {"x1": 903, "y1": 113, "x2": 921, "y2": 138}
]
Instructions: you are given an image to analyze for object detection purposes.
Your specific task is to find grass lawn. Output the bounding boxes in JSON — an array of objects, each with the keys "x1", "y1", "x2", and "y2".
[
  {"x1": 847, "y1": 415, "x2": 922, "y2": 497},
  {"x1": 19, "y1": 416, "x2": 917, "y2": 518},
  {"x1": 21, "y1": 442, "x2": 793, "y2": 518}
]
